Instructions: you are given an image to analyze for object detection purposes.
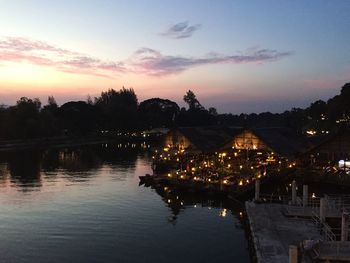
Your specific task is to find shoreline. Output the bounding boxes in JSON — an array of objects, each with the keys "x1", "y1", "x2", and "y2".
[{"x1": 0, "y1": 136, "x2": 156, "y2": 152}]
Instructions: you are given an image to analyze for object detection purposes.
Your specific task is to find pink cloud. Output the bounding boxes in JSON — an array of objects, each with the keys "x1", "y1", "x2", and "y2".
[
  {"x1": 0, "y1": 37, "x2": 125, "y2": 77},
  {"x1": 0, "y1": 36, "x2": 293, "y2": 78},
  {"x1": 129, "y1": 47, "x2": 293, "y2": 76}
]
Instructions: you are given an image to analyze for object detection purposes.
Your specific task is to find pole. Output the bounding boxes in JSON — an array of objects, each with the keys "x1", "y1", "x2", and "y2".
[
  {"x1": 291, "y1": 180, "x2": 297, "y2": 205},
  {"x1": 341, "y1": 212, "x2": 349, "y2": 242},
  {"x1": 303, "y1": 185, "x2": 308, "y2": 207},
  {"x1": 255, "y1": 179, "x2": 260, "y2": 201},
  {"x1": 289, "y1": 245, "x2": 298, "y2": 263},
  {"x1": 320, "y1": 198, "x2": 326, "y2": 223}
]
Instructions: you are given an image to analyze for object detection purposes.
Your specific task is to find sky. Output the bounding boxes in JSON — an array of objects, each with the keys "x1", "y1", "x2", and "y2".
[{"x1": 0, "y1": 0, "x2": 349, "y2": 113}]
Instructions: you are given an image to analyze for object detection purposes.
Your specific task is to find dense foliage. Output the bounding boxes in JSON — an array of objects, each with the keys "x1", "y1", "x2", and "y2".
[{"x1": 0, "y1": 83, "x2": 349, "y2": 140}]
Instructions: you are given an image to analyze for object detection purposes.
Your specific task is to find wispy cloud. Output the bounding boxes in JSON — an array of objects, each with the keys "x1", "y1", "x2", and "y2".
[
  {"x1": 0, "y1": 37, "x2": 125, "y2": 77},
  {"x1": 0, "y1": 36, "x2": 293, "y2": 78},
  {"x1": 129, "y1": 47, "x2": 293, "y2": 76},
  {"x1": 160, "y1": 21, "x2": 201, "y2": 39}
]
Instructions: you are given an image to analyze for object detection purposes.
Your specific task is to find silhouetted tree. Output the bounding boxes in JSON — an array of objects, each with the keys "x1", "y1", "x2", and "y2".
[
  {"x1": 177, "y1": 90, "x2": 216, "y2": 126},
  {"x1": 183, "y1": 90, "x2": 203, "y2": 110},
  {"x1": 95, "y1": 87, "x2": 138, "y2": 131},
  {"x1": 306, "y1": 100, "x2": 327, "y2": 120},
  {"x1": 208, "y1": 107, "x2": 218, "y2": 116},
  {"x1": 8, "y1": 97, "x2": 42, "y2": 138},
  {"x1": 59, "y1": 101, "x2": 98, "y2": 136},
  {"x1": 40, "y1": 96, "x2": 60, "y2": 137},
  {"x1": 138, "y1": 98, "x2": 180, "y2": 129}
]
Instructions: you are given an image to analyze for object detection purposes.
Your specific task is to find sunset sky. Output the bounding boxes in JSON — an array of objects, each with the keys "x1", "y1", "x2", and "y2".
[{"x1": 1, "y1": 0, "x2": 349, "y2": 113}]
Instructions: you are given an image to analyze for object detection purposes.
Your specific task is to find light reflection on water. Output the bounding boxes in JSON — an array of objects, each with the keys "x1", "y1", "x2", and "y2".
[{"x1": 0, "y1": 145, "x2": 250, "y2": 263}]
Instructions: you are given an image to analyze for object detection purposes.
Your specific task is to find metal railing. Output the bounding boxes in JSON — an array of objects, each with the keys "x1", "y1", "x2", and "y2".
[
  {"x1": 311, "y1": 211, "x2": 336, "y2": 242},
  {"x1": 326, "y1": 194, "x2": 350, "y2": 212},
  {"x1": 313, "y1": 241, "x2": 350, "y2": 259},
  {"x1": 257, "y1": 194, "x2": 290, "y2": 204}
]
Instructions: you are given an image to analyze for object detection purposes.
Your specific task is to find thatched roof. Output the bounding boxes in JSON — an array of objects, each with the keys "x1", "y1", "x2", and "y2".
[
  {"x1": 172, "y1": 126, "x2": 306, "y2": 157},
  {"x1": 176, "y1": 126, "x2": 243, "y2": 152},
  {"x1": 250, "y1": 127, "x2": 305, "y2": 157}
]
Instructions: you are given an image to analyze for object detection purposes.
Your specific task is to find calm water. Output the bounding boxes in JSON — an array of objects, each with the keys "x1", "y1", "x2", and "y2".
[{"x1": 0, "y1": 144, "x2": 250, "y2": 263}]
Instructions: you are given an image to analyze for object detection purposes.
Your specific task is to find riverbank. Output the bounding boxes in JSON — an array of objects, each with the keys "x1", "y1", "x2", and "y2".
[{"x1": 0, "y1": 135, "x2": 159, "y2": 152}]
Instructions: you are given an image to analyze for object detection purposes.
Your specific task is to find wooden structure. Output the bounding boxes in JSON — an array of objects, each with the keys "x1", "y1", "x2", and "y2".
[
  {"x1": 164, "y1": 126, "x2": 304, "y2": 158},
  {"x1": 304, "y1": 128, "x2": 350, "y2": 166},
  {"x1": 221, "y1": 127, "x2": 304, "y2": 158},
  {"x1": 163, "y1": 126, "x2": 242, "y2": 153}
]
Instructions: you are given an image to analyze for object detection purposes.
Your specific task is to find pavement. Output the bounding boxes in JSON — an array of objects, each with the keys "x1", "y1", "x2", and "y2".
[{"x1": 246, "y1": 202, "x2": 322, "y2": 263}]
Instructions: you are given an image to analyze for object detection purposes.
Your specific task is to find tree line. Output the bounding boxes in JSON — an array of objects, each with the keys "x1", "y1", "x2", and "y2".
[{"x1": 0, "y1": 83, "x2": 349, "y2": 140}]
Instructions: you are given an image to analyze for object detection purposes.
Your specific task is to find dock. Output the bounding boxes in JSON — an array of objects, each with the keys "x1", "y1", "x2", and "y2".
[
  {"x1": 246, "y1": 201, "x2": 322, "y2": 263},
  {"x1": 246, "y1": 181, "x2": 350, "y2": 262}
]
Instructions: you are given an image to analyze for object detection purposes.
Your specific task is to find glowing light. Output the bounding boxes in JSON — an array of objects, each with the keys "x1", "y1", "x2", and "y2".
[
  {"x1": 167, "y1": 173, "x2": 172, "y2": 178},
  {"x1": 306, "y1": 130, "x2": 317, "y2": 135},
  {"x1": 312, "y1": 193, "x2": 316, "y2": 199},
  {"x1": 239, "y1": 180, "x2": 243, "y2": 186},
  {"x1": 219, "y1": 209, "x2": 227, "y2": 217},
  {"x1": 223, "y1": 180, "x2": 228, "y2": 184}
]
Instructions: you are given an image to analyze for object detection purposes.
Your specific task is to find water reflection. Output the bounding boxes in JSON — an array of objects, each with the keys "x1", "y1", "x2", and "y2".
[
  {"x1": 0, "y1": 143, "x2": 148, "y2": 191},
  {"x1": 6, "y1": 150, "x2": 42, "y2": 191},
  {"x1": 0, "y1": 145, "x2": 250, "y2": 263},
  {"x1": 145, "y1": 183, "x2": 245, "y2": 226}
]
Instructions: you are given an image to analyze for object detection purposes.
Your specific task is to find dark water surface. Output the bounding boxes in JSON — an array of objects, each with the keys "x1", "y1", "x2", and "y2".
[{"x1": 0, "y1": 144, "x2": 250, "y2": 263}]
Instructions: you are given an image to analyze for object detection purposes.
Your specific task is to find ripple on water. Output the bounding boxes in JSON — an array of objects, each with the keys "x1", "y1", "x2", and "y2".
[{"x1": 0, "y1": 150, "x2": 250, "y2": 263}]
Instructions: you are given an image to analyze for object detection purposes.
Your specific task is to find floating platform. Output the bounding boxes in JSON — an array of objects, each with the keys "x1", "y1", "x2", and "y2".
[{"x1": 139, "y1": 174, "x2": 255, "y2": 196}]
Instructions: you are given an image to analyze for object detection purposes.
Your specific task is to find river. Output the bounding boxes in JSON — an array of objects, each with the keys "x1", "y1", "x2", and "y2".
[{"x1": 0, "y1": 143, "x2": 250, "y2": 263}]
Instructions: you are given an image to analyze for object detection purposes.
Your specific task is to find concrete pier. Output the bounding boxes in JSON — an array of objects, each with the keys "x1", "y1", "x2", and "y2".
[{"x1": 246, "y1": 201, "x2": 322, "y2": 263}]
